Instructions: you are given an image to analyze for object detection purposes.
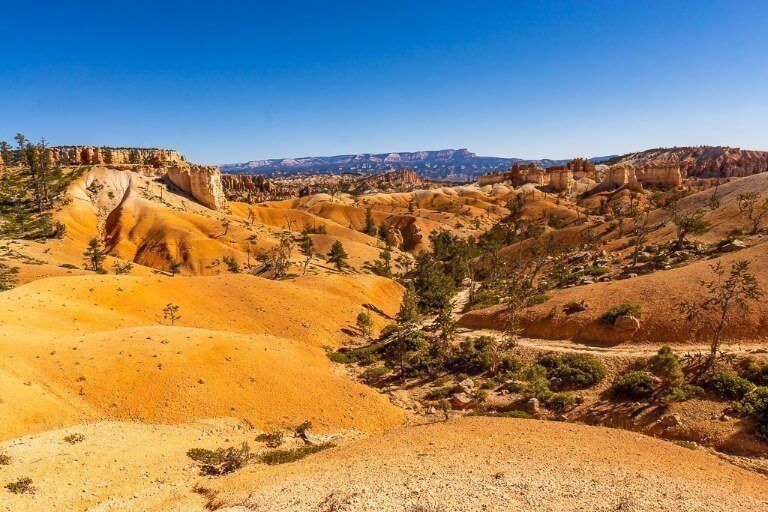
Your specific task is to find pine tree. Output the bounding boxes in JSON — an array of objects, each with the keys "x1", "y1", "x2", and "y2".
[
  {"x1": 326, "y1": 241, "x2": 349, "y2": 271},
  {"x1": 83, "y1": 237, "x2": 106, "y2": 271},
  {"x1": 299, "y1": 235, "x2": 315, "y2": 275},
  {"x1": 0, "y1": 141, "x2": 12, "y2": 166},
  {"x1": 396, "y1": 284, "x2": 420, "y2": 325},
  {"x1": 363, "y1": 208, "x2": 377, "y2": 237},
  {"x1": 356, "y1": 311, "x2": 373, "y2": 338}
]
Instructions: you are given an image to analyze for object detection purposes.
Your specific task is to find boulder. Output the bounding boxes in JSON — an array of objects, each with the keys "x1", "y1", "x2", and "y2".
[
  {"x1": 614, "y1": 315, "x2": 640, "y2": 331},
  {"x1": 524, "y1": 398, "x2": 540, "y2": 415},
  {"x1": 721, "y1": 239, "x2": 747, "y2": 252},
  {"x1": 450, "y1": 393, "x2": 474, "y2": 410},
  {"x1": 458, "y1": 378, "x2": 475, "y2": 394}
]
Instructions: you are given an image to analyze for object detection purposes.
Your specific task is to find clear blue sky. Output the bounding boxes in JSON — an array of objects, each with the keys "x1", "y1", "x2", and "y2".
[{"x1": 2, "y1": 1, "x2": 767, "y2": 164}]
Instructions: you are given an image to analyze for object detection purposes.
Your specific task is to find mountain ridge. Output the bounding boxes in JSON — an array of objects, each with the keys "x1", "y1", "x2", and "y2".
[{"x1": 220, "y1": 148, "x2": 616, "y2": 181}]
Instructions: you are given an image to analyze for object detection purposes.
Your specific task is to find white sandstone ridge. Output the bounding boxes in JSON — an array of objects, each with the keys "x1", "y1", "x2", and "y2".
[{"x1": 43, "y1": 145, "x2": 227, "y2": 211}]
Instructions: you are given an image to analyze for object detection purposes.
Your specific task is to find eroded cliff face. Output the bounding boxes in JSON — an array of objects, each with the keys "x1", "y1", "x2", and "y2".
[
  {"x1": 166, "y1": 165, "x2": 227, "y2": 210},
  {"x1": 220, "y1": 174, "x2": 273, "y2": 202},
  {"x1": 617, "y1": 146, "x2": 768, "y2": 179},
  {"x1": 49, "y1": 146, "x2": 227, "y2": 211},
  {"x1": 51, "y1": 146, "x2": 184, "y2": 166}
]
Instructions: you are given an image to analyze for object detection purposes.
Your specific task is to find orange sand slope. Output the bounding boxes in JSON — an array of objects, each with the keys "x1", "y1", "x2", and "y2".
[{"x1": 0, "y1": 272, "x2": 404, "y2": 440}]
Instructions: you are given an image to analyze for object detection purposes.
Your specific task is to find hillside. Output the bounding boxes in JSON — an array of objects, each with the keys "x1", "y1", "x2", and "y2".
[{"x1": 612, "y1": 146, "x2": 768, "y2": 178}]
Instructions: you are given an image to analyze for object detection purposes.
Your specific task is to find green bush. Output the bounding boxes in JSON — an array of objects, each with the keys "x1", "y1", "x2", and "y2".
[
  {"x1": 732, "y1": 387, "x2": 768, "y2": 440},
  {"x1": 468, "y1": 409, "x2": 533, "y2": 419},
  {"x1": 258, "y1": 443, "x2": 334, "y2": 465},
  {"x1": 743, "y1": 360, "x2": 768, "y2": 386},
  {"x1": 537, "y1": 353, "x2": 606, "y2": 390},
  {"x1": 328, "y1": 344, "x2": 383, "y2": 366},
  {"x1": 522, "y1": 364, "x2": 553, "y2": 401},
  {"x1": 424, "y1": 385, "x2": 461, "y2": 401},
  {"x1": 707, "y1": 372, "x2": 755, "y2": 400},
  {"x1": 450, "y1": 336, "x2": 502, "y2": 375},
  {"x1": 255, "y1": 430, "x2": 284, "y2": 448},
  {"x1": 5, "y1": 477, "x2": 33, "y2": 494},
  {"x1": 360, "y1": 365, "x2": 390, "y2": 383},
  {"x1": 525, "y1": 294, "x2": 551, "y2": 307},
  {"x1": 600, "y1": 302, "x2": 641, "y2": 324},
  {"x1": 674, "y1": 440, "x2": 697, "y2": 450},
  {"x1": 63, "y1": 433, "x2": 84, "y2": 444},
  {"x1": 611, "y1": 371, "x2": 656, "y2": 400},
  {"x1": 659, "y1": 384, "x2": 703, "y2": 404},
  {"x1": 583, "y1": 265, "x2": 608, "y2": 277},
  {"x1": 546, "y1": 392, "x2": 578, "y2": 413},
  {"x1": 187, "y1": 443, "x2": 251, "y2": 475}
]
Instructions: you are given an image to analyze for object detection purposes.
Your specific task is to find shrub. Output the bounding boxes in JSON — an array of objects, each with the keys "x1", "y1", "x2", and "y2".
[
  {"x1": 328, "y1": 344, "x2": 383, "y2": 366},
  {"x1": 743, "y1": 360, "x2": 768, "y2": 386},
  {"x1": 707, "y1": 372, "x2": 755, "y2": 400},
  {"x1": 522, "y1": 364, "x2": 553, "y2": 401},
  {"x1": 187, "y1": 443, "x2": 251, "y2": 475},
  {"x1": 583, "y1": 265, "x2": 608, "y2": 277},
  {"x1": 258, "y1": 443, "x2": 334, "y2": 465},
  {"x1": 63, "y1": 433, "x2": 84, "y2": 444},
  {"x1": 611, "y1": 371, "x2": 656, "y2": 400},
  {"x1": 525, "y1": 294, "x2": 551, "y2": 307},
  {"x1": 537, "y1": 353, "x2": 606, "y2": 390},
  {"x1": 659, "y1": 384, "x2": 703, "y2": 404},
  {"x1": 648, "y1": 346, "x2": 684, "y2": 389},
  {"x1": 674, "y1": 440, "x2": 697, "y2": 450},
  {"x1": 450, "y1": 336, "x2": 502, "y2": 375},
  {"x1": 468, "y1": 409, "x2": 533, "y2": 419},
  {"x1": 600, "y1": 302, "x2": 641, "y2": 324},
  {"x1": 5, "y1": 477, "x2": 33, "y2": 494},
  {"x1": 256, "y1": 430, "x2": 284, "y2": 448},
  {"x1": 546, "y1": 392, "x2": 578, "y2": 413},
  {"x1": 733, "y1": 387, "x2": 768, "y2": 440},
  {"x1": 0, "y1": 453, "x2": 9, "y2": 465},
  {"x1": 424, "y1": 385, "x2": 461, "y2": 401},
  {"x1": 360, "y1": 365, "x2": 390, "y2": 383}
]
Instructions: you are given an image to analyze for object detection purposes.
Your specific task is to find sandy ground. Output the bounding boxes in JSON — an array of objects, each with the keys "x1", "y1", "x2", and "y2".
[{"x1": 203, "y1": 417, "x2": 768, "y2": 512}]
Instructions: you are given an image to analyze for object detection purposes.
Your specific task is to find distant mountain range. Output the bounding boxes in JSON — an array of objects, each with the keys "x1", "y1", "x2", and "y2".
[{"x1": 220, "y1": 149, "x2": 616, "y2": 182}]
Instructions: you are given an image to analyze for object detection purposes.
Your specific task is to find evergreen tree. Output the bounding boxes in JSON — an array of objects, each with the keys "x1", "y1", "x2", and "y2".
[
  {"x1": 0, "y1": 141, "x2": 12, "y2": 166},
  {"x1": 356, "y1": 310, "x2": 373, "y2": 337},
  {"x1": 363, "y1": 208, "x2": 377, "y2": 237},
  {"x1": 326, "y1": 241, "x2": 349, "y2": 271},
  {"x1": 378, "y1": 222, "x2": 390, "y2": 242},
  {"x1": 298, "y1": 235, "x2": 315, "y2": 275},
  {"x1": 433, "y1": 301, "x2": 457, "y2": 343},
  {"x1": 83, "y1": 237, "x2": 106, "y2": 271},
  {"x1": 396, "y1": 284, "x2": 420, "y2": 325},
  {"x1": 412, "y1": 252, "x2": 456, "y2": 312}
]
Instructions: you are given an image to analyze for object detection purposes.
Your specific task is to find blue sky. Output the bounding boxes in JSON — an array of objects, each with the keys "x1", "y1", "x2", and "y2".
[{"x1": 1, "y1": 1, "x2": 767, "y2": 164}]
